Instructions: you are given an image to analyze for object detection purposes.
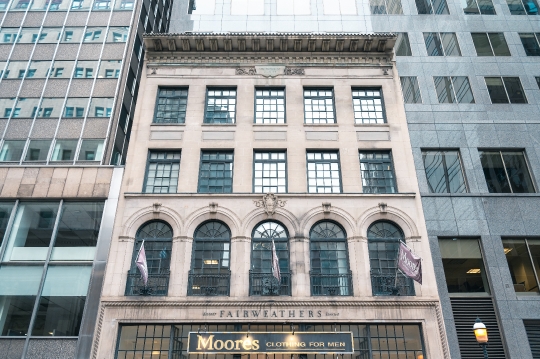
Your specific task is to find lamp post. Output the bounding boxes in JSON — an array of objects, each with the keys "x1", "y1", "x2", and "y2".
[{"x1": 473, "y1": 317, "x2": 489, "y2": 359}]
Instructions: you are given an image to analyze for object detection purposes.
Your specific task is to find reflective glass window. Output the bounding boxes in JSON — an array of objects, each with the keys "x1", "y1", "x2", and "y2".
[
  {"x1": 188, "y1": 0, "x2": 215, "y2": 14},
  {"x1": 415, "y1": 0, "x2": 449, "y2": 13},
  {"x1": 506, "y1": 0, "x2": 539, "y2": 14},
  {"x1": 352, "y1": 88, "x2": 386, "y2": 124},
  {"x1": 14, "y1": 98, "x2": 40, "y2": 118},
  {"x1": 471, "y1": 33, "x2": 511, "y2": 56},
  {"x1": 424, "y1": 32, "x2": 461, "y2": 56},
  {"x1": 71, "y1": 0, "x2": 92, "y2": 10},
  {"x1": 434, "y1": 76, "x2": 475, "y2": 103},
  {"x1": 253, "y1": 151, "x2": 286, "y2": 193},
  {"x1": 395, "y1": 33, "x2": 412, "y2": 56},
  {"x1": 369, "y1": 0, "x2": 403, "y2": 14},
  {"x1": 307, "y1": 151, "x2": 341, "y2": 193},
  {"x1": 83, "y1": 27, "x2": 104, "y2": 42},
  {"x1": 89, "y1": 98, "x2": 113, "y2": 117},
  {"x1": 97, "y1": 60, "x2": 121, "y2": 78},
  {"x1": 204, "y1": 88, "x2": 236, "y2": 124},
  {"x1": 61, "y1": 27, "x2": 84, "y2": 43},
  {"x1": 480, "y1": 150, "x2": 535, "y2": 193},
  {"x1": 254, "y1": 88, "x2": 285, "y2": 124},
  {"x1": 50, "y1": 139, "x2": 77, "y2": 162},
  {"x1": 502, "y1": 239, "x2": 540, "y2": 295},
  {"x1": 462, "y1": 0, "x2": 495, "y2": 13},
  {"x1": 359, "y1": 151, "x2": 396, "y2": 193},
  {"x1": 0, "y1": 140, "x2": 26, "y2": 162},
  {"x1": 37, "y1": 28, "x2": 62, "y2": 43},
  {"x1": 423, "y1": 150, "x2": 467, "y2": 193},
  {"x1": 0, "y1": 29, "x2": 20, "y2": 44},
  {"x1": 107, "y1": 27, "x2": 128, "y2": 42},
  {"x1": 5, "y1": 61, "x2": 29, "y2": 79},
  {"x1": 64, "y1": 98, "x2": 89, "y2": 118},
  {"x1": 144, "y1": 151, "x2": 181, "y2": 194},
  {"x1": 198, "y1": 151, "x2": 234, "y2": 193},
  {"x1": 50, "y1": 61, "x2": 75, "y2": 78},
  {"x1": 154, "y1": 87, "x2": 188, "y2": 124},
  {"x1": 78, "y1": 139, "x2": 104, "y2": 161},
  {"x1": 519, "y1": 33, "x2": 540, "y2": 56},
  {"x1": 304, "y1": 88, "x2": 335, "y2": 124},
  {"x1": 0, "y1": 98, "x2": 17, "y2": 118},
  {"x1": 400, "y1": 76, "x2": 422, "y2": 104},
  {"x1": 485, "y1": 77, "x2": 527, "y2": 104}
]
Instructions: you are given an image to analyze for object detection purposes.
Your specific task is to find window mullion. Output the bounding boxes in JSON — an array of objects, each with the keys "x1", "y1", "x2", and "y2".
[
  {"x1": 438, "y1": 33, "x2": 447, "y2": 56},
  {"x1": 449, "y1": 77, "x2": 458, "y2": 103},
  {"x1": 500, "y1": 77, "x2": 512, "y2": 103},
  {"x1": 500, "y1": 151, "x2": 514, "y2": 193},
  {"x1": 442, "y1": 152, "x2": 451, "y2": 193},
  {"x1": 0, "y1": 199, "x2": 19, "y2": 261},
  {"x1": 487, "y1": 34, "x2": 496, "y2": 56},
  {"x1": 525, "y1": 238, "x2": 540, "y2": 289}
]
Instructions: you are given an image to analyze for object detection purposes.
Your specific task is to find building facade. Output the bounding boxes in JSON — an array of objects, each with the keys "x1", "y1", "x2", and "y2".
[
  {"x1": 91, "y1": 33, "x2": 450, "y2": 359},
  {"x1": 166, "y1": 0, "x2": 540, "y2": 358},
  {"x1": 0, "y1": 0, "x2": 171, "y2": 355}
]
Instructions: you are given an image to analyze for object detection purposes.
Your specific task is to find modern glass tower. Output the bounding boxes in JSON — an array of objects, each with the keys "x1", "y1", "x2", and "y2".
[{"x1": 165, "y1": 0, "x2": 540, "y2": 358}]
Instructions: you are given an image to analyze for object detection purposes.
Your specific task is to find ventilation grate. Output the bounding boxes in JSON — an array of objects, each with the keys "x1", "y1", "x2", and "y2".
[
  {"x1": 525, "y1": 321, "x2": 540, "y2": 359},
  {"x1": 450, "y1": 297, "x2": 506, "y2": 359}
]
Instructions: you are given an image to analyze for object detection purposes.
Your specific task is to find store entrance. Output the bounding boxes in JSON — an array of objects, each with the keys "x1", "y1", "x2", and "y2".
[{"x1": 115, "y1": 323, "x2": 426, "y2": 359}]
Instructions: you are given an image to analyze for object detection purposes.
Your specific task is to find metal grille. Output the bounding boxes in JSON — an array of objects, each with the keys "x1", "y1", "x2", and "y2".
[
  {"x1": 154, "y1": 87, "x2": 188, "y2": 124},
  {"x1": 126, "y1": 221, "x2": 173, "y2": 296},
  {"x1": 204, "y1": 88, "x2": 236, "y2": 123},
  {"x1": 255, "y1": 88, "x2": 285, "y2": 124},
  {"x1": 359, "y1": 151, "x2": 397, "y2": 194},
  {"x1": 251, "y1": 222, "x2": 290, "y2": 295},
  {"x1": 187, "y1": 270, "x2": 231, "y2": 296},
  {"x1": 307, "y1": 151, "x2": 341, "y2": 193},
  {"x1": 368, "y1": 221, "x2": 415, "y2": 296},
  {"x1": 144, "y1": 151, "x2": 180, "y2": 194},
  {"x1": 303, "y1": 88, "x2": 335, "y2": 124},
  {"x1": 525, "y1": 321, "x2": 540, "y2": 359},
  {"x1": 253, "y1": 151, "x2": 287, "y2": 193},
  {"x1": 116, "y1": 323, "x2": 426, "y2": 359},
  {"x1": 249, "y1": 271, "x2": 291, "y2": 296},
  {"x1": 352, "y1": 88, "x2": 386, "y2": 124},
  {"x1": 198, "y1": 151, "x2": 233, "y2": 193},
  {"x1": 450, "y1": 297, "x2": 506, "y2": 359},
  {"x1": 310, "y1": 221, "x2": 352, "y2": 296}
]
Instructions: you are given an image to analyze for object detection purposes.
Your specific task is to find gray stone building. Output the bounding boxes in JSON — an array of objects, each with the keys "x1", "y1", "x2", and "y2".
[
  {"x1": 166, "y1": 0, "x2": 540, "y2": 359},
  {"x1": 0, "y1": 0, "x2": 171, "y2": 355}
]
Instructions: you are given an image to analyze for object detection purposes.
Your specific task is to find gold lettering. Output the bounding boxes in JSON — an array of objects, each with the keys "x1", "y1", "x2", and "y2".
[
  {"x1": 197, "y1": 335, "x2": 214, "y2": 350},
  {"x1": 235, "y1": 340, "x2": 243, "y2": 350},
  {"x1": 252, "y1": 340, "x2": 260, "y2": 350},
  {"x1": 214, "y1": 340, "x2": 224, "y2": 350},
  {"x1": 225, "y1": 340, "x2": 234, "y2": 350},
  {"x1": 242, "y1": 339, "x2": 252, "y2": 350}
]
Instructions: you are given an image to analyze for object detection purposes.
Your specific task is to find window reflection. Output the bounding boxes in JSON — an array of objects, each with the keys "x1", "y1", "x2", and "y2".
[
  {"x1": 503, "y1": 239, "x2": 540, "y2": 295},
  {"x1": 97, "y1": 60, "x2": 121, "y2": 78},
  {"x1": 0, "y1": 140, "x2": 26, "y2": 162}
]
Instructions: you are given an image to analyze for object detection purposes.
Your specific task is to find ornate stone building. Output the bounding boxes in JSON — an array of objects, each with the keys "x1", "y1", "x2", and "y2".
[{"x1": 92, "y1": 33, "x2": 449, "y2": 359}]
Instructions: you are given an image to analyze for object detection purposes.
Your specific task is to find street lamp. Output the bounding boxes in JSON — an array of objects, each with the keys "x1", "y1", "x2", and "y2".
[{"x1": 473, "y1": 317, "x2": 489, "y2": 359}]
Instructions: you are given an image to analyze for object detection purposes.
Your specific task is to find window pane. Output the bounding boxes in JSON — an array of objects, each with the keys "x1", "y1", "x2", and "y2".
[
  {"x1": 359, "y1": 151, "x2": 396, "y2": 194},
  {"x1": 25, "y1": 140, "x2": 52, "y2": 161},
  {"x1": 502, "y1": 151, "x2": 535, "y2": 193},
  {"x1": 306, "y1": 151, "x2": 341, "y2": 193},
  {"x1": 97, "y1": 60, "x2": 122, "y2": 78},
  {"x1": 253, "y1": 151, "x2": 287, "y2": 193},
  {"x1": 472, "y1": 33, "x2": 493, "y2": 56},
  {"x1": 50, "y1": 202, "x2": 104, "y2": 261},
  {"x1": 352, "y1": 88, "x2": 386, "y2": 124},
  {"x1": 204, "y1": 88, "x2": 236, "y2": 124},
  {"x1": 64, "y1": 98, "x2": 89, "y2": 118},
  {"x1": 519, "y1": 33, "x2": 540, "y2": 56},
  {"x1": 386, "y1": 0, "x2": 403, "y2": 13},
  {"x1": 154, "y1": 87, "x2": 188, "y2": 124},
  {"x1": 502, "y1": 77, "x2": 527, "y2": 103},
  {"x1": 50, "y1": 140, "x2": 78, "y2": 161},
  {"x1": 0, "y1": 266, "x2": 43, "y2": 336},
  {"x1": 400, "y1": 77, "x2": 422, "y2": 104},
  {"x1": 488, "y1": 33, "x2": 511, "y2": 55},
  {"x1": 395, "y1": 33, "x2": 412, "y2": 56},
  {"x1": 506, "y1": 0, "x2": 526, "y2": 13},
  {"x1": 254, "y1": 88, "x2": 285, "y2": 124},
  {"x1": 485, "y1": 77, "x2": 509, "y2": 103},
  {"x1": 477, "y1": 0, "x2": 495, "y2": 13},
  {"x1": 3, "y1": 202, "x2": 60, "y2": 261},
  {"x1": 439, "y1": 239, "x2": 489, "y2": 294},
  {"x1": 479, "y1": 151, "x2": 511, "y2": 193},
  {"x1": 445, "y1": 151, "x2": 468, "y2": 193},
  {"x1": 144, "y1": 151, "x2": 181, "y2": 194},
  {"x1": 452, "y1": 76, "x2": 475, "y2": 103},
  {"x1": 434, "y1": 76, "x2": 456, "y2": 103},
  {"x1": 303, "y1": 88, "x2": 335, "y2": 124},
  {"x1": 78, "y1": 139, "x2": 104, "y2": 161},
  {"x1": 89, "y1": 98, "x2": 114, "y2": 118},
  {"x1": 462, "y1": 0, "x2": 480, "y2": 13},
  {"x1": 415, "y1": 0, "x2": 432, "y2": 14},
  {"x1": 432, "y1": 0, "x2": 450, "y2": 13},
  {"x1": 423, "y1": 151, "x2": 449, "y2": 193},
  {"x1": 529, "y1": 240, "x2": 540, "y2": 288},
  {"x1": 502, "y1": 239, "x2": 539, "y2": 294},
  {"x1": 441, "y1": 33, "x2": 462, "y2": 56},
  {"x1": 0, "y1": 140, "x2": 26, "y2": 162},
  {"x1": 198, "y1": 151, "x2": 234, "y2": 193},
  {"x1": 424, "y1": 32, "x2": 443, "y2": 56},
  {"x1": 31, "y1": 266, "x2": 91, "y2": 336}
]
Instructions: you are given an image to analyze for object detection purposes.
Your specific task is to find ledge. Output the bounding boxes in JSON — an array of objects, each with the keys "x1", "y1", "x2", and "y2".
[{"x1": 124, "y1": 192, "x2": 416, "y2": 198}]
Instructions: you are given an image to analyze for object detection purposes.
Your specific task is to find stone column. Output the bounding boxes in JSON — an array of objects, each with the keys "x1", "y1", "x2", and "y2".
[
  {"x1": 169, "y1": 236, "x2": 191, "y2": 297},
  {"x1": 290, "y1": 236, "x2": 310, "y2": 297},
  {"x1": 348, "y1": 236, "x2": 371, "y2": 297},
  {"x1": 230, "y1": 236, "x2": 250, "y2": 297}
]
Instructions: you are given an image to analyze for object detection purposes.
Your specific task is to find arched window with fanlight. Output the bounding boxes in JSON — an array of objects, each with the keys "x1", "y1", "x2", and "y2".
[
  {"x1": 187, "y1": 221, "x2": 231, "y2": 296},
  {"x1": 309, "y1": 221, "x2": 352, "y2": 296},
  {"x1": 250, "y1": 221, "x2": 290, "y2": 296},
  {"x1": 368, "y1": 221, "x2": 415, "y2": 296},
  {"x1": 125, "y1": 220, "x2": 173, "y2": 296}
]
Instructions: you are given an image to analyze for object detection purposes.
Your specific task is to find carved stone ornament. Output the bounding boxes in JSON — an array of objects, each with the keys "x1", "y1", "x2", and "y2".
[
  {"x1": 254, "y1": 193, "x2": 287, "y2": 216},
  {"x1": 209, "y1": 202, "x2": 218, "y2": 213},
  {"x1": 255, "y1": 65, "x2": 285, "y2": 77},
  {"x1": 378, "y1": 202, "x2": 387, "y2": 213},
  {"x1": 147, "y1": 66, "x2": 157, "y2": 75},
  {"x1": 153, "y1": 202, "x2": 162, "y2": 213},
  {"x1": 236, "y1": 67, "x2": 257, "y2": 75},
  {"x1": 322, "y1": 202, "x2": 332, "y2": 213},
  {"x1": 284, "y1": 67, "x2": 305, "y2": 75}
]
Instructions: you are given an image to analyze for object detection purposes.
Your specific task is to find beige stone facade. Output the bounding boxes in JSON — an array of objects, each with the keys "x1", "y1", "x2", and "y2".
[{"x1": 92, "y1": 34, "x2": 449, "y2": 359}]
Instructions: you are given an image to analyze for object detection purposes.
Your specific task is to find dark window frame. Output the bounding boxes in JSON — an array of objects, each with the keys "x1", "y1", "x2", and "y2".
[
  {"x1": 422, "y1": 149, "x2": 468, "y2": 193},
  {"x1": 359, "y1": 150, "x2": 398, "y2": 194},
  {"x1": 485, "y1": 76, "x2": 528, "y2": 104},
  {"x1": 351, "y1": 87, "x2": 387, "y2": 124},
  {"x1": 479, "y1": 149, "x2": 536, "y2": 193},
  {"x1": 519, "y1": 33, "x2": 540, "y2": 56},
  {"x1": 197, "y1": 150, "x2": 234, "y2": 193},
  {"x1": 433, "y1": 76, "x2": 475, "y2": 104},
  {"x1": 203, "y1": 87, "x2": 237, "y2": 124},
  {"x1": 471, "y1": 32, "x2": 511, "y2": 56},
  {"x1": 152, "y1": 86, "x2": 189, "y2": 124},
  {"x1": 306, "y1": 150, "x2": 343, "y2": 194},
  {"x1": 303, "y1": 87, "x2": 336, "y2": 124},
  {"x1": 254, "y1": 87, "x2": 286, "y2": 124},
  {"x1": 252, "y1": 150, "x2": 287, "y2": 194},
  {"x1": 142, "y1": 150, "x2": 181, "y2": 194}
]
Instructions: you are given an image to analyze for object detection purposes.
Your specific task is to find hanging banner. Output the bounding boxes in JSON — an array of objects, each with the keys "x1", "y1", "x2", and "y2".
[
  {"x1": 188, "y1": 332, "x2": 354, "y2": 354},
  {"x1": 397, "y1": 242, "x2": 422, "y2": 284}
]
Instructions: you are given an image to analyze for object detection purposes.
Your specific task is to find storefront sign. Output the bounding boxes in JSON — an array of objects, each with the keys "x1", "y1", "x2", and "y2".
[
  {"x1": 188, "y1": 332, "x2": 354, "y2": 354},
  {"x1": 202, "y1": 309, "x2": 340, "y2": 318}
]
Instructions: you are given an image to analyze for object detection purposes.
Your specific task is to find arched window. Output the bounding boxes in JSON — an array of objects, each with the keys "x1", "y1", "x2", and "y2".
[
  {"x1": 367, "y1": 221, "x2": 415, "y2": 296},
  {"x1": 188, "y1": 221, "x2": 231, "y2": 296},
  {"x1": 309, "y1": 221, "x2": 352, "y2": 296},
  {"x1": 250, "y1": 221, "x2": 290, "y2": 296},
  {"x1": 125, "y1": 220, "x2": 173, "y2": 296}
]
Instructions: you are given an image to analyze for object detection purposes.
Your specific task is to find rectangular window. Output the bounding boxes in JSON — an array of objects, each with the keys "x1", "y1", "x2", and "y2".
[
  {"x1": 253, "y1": 151, "x2": 286, "y2": 193},
  {"x1": 439, "y1": 238, "x2": 489, "y2": 294},
  {"x1": 536, "y1": 77, "x2": 540, "y2": 89},
  {"x1": 502, "y1": 239, "x2": 540, "y2": 295},
  {"x1": 434, "y1": 76, "x2": 475, "y2": 103},
  {"x1": 422, "y1": 150, "x2": 467, "y2": 193},
  {"x1": 254, "y1": 88, "x2": 285, "y2": 124},
  {"x1": 506, "y1": 0, "x2": 539, "y2": 14},
  {"x1": 359, "y1": 151, "x2": 397, "y2": 194},
  {"x1": 352, "y1": 88, "x2": 386, "y2": 124},
  {"x1": 25, "y1": 140, "x2": 52, "y2": 161},
  {"x1": 204, "y1": 88, "x2": 236, "y2": 124},
  {"x1": 50, "y1": 139, "x2": 78, "y2": 161},
  {"x1": 415, "y1": 0, "x2": 449, "y2": 13},
  {"x1": 395, "y1": 33, "x2": 412, "y2": 56},
  {"x1": 144, "y1": 151, "x2": 181, "y2": 194},
  {"x1": 198, "y1": 151, "x2": 234, "y2": 193},
  {"x1": 306, "y1": 151, "x2": 341, "y2": 193},
  {"x1": 304, "y1": 88, "x2": 335, "y2": 124},
  {"x1": 323, "y1": 0, "x2": 357, "y2": 14},
  {"x1": 485, "y1": 77, "x2": 527, "y2": 104},
  {"x1": 230, "y1": 0, "x2": 264, "y2": 14},
  {"x1": 154, "y1": 87, "x2": 188, "y2": 124},
  {"x1": 424, "y1": 32, "x2": 461, "y2": 56},
  {"x1": 400, "y1": 77, "x2": 423, "y2": 104},
  {"x1": 276, "y1": 0, "x2": 311, "y2": 14},
  {"x1": 471, "y1": 33, "x2": 511, "y2": 56},
  {"x1": 479, "y1": 150, "x2": 535, "y2": 193},
  {"x1": 462, "y1": 0, "x2": 495, "y2": 13},
  {"x1": 369, "y1": 0, "x2": 403, "y2": 13},
  {"x1": 78, "y1": 139, "x2": 104, "y2": 161},
  {"x1": 0, "y1": 140, "x2": 26, "y2": 162},
  {"x1": 519, "y1": 33, "x2": 540, "y2": 56}
]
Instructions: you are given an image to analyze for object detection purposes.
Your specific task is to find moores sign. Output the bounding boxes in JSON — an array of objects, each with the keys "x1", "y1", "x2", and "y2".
[{"x1": 188, "y1": 332, "x2": 354, "y2": 354}]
